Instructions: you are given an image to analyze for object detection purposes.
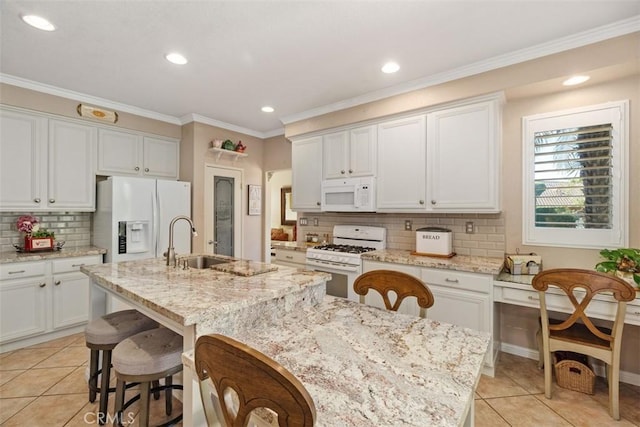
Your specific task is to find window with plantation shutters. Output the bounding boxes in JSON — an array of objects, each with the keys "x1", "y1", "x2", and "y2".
[{"x1": 523, "y1": 101, "x2": 628, "y2": 249}]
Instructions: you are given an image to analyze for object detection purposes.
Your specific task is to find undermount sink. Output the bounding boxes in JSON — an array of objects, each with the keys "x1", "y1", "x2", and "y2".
[{"x1": 184, "y1": 255, "x2": 229, "y2": 269}]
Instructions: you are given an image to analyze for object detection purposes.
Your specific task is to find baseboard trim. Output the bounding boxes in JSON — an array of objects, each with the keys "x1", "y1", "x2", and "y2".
[{"x1": 500, "y1": 342, "x2": 640, "y2": 387}]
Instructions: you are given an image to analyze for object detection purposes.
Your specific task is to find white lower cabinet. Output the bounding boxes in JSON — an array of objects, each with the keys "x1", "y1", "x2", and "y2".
[
  {"x1": 272, "y1": 248, "x2": 307, "y2": 269},
  {"x1": 0, "y1": 255, "x2": 102, "y2": 351},
  {"x1": 0, "y1": 277, "x2": 48, "y2": 343},
  {"x1": 362, "y1": 260, "x2": 498, "y2": 375}
]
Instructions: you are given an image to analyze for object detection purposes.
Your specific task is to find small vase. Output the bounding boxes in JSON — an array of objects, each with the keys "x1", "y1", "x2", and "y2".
[{"x1": 615, "y1": 270, "x2": 637, "y2": 287}]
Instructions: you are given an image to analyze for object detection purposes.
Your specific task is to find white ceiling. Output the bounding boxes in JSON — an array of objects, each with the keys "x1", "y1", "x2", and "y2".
[{"x1": 1, "y1": 1, "x2": 639, "y2": 137}]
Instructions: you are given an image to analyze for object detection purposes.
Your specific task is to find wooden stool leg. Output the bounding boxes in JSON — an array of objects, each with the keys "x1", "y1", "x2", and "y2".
[
  {"x1": 113, "y1": 378, "x2": 125, "y2": 427},
  {"x1": 152, "y1": 379, "x2": 160, "y2": 400},
  {"x1": 89, "y1": 349, "x2": 99, "y2": 402},
  {"x1": 165, "y1": 375, "x2": 173, "y2": 415},
  {"x1": 139, "y1": 382, "x2": 151, "y2": 427},
  {"x1": 98, "y1": 350, "x2": 112, "y2": 425}
]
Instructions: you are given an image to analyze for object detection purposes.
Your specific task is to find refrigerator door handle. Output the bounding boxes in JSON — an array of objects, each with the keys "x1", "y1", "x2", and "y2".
[{"x1": 153, "y1": 189, "x2": 160, "y2": 257}]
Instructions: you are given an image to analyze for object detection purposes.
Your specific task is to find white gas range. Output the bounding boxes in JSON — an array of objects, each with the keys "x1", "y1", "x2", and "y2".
[{"x1": 306, "y1": 225, "x2": 386, "y2": 301}]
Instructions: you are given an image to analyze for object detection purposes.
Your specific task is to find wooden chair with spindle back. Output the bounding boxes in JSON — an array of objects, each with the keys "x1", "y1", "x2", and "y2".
[
  {"x1": 532, "y1": 268, "x2": 636, "y2": 420},
  {"x1": 195, "y1": 334, "x2": 316, "y2": 427},
  {"x1": 353, "y1": 269, "x2": 435, "y2": 317}
]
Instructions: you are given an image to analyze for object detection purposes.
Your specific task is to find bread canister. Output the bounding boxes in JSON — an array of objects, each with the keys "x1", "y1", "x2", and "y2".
[{"x1": 416, "y1": 227, "x2": 453, "y2": 256}]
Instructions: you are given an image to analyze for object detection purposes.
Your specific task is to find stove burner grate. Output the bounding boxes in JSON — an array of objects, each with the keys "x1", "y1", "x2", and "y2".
[{"x1": 313, "y1": 244, "x2": 376, "y2": 254}]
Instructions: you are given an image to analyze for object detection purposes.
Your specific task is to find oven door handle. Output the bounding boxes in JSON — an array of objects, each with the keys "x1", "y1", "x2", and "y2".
[{"x1": 306, "y1": 259, "x2": 359, "y2": 272}]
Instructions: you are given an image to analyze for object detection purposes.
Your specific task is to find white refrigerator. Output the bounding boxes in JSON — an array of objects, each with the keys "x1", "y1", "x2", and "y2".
[{"x1": 93, "y1": 176, "x2": 192, "y2": 263}]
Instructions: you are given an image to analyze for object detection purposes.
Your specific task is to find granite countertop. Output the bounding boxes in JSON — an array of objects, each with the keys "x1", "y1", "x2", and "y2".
[
  {"x1": 0, "y1": 245, "x2": 107, "y2": 264},
  {"x1": 81, "y1": 257, "x2": 331, "y2": 327},
  {"x1": 362, "y1": 249, "x2": 504, "y2": 275},
  {"x1": 183, "y1": 296, "x2": 490, "y2": 426}
]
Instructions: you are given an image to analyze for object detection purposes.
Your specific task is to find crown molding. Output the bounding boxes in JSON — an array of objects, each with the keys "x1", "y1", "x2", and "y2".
[
  {"x1": 0, "y1": 73, "x2": 183, "y2": 125},
  {"x1": 180, "y1": 113, "x2": 283, "y2": 139},
  {"x1": 281, "y1": 15, "x2": 640, "y2": 125}
]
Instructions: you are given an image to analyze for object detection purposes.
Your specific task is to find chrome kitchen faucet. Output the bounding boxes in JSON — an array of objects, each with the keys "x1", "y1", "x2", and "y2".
[{"x1": 166, "y1": 215, "x2": 197, "y2": 267}]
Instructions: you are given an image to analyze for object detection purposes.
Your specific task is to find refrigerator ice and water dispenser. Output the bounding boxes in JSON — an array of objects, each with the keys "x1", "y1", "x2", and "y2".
[{"x1": 117, "y1": 220, "x2": 150, "y2": 254}]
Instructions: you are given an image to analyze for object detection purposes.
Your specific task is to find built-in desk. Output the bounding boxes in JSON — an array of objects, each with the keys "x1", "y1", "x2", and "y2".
[{"x1": 494, "y1": 272, "x2": 640, "y2": 326}]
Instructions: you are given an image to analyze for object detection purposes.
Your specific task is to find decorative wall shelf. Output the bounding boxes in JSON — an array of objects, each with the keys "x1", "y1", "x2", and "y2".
[{"x1": 208, "y1": 147, "x2": 248, "y2": 162}]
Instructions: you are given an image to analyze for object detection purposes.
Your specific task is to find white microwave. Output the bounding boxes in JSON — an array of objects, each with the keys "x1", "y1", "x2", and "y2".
[{"x1": 321, "y1": 177, "x2": 376, "y2": 212}]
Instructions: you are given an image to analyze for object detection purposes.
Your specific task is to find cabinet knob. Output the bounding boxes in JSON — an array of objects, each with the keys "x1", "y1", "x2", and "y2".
[
  {"x1": 341, "y1": 170, "x2": 345, "y2": 174},
  {"x1": 145, "y1": 168, "x2": 150, "y2": 172},
  {"x1": 34, "y1": 198, "x2": 41, "y2": 203},
  {"x1": 431, "y1": 200, "x2": 436, "y2": 205},
  {"x1": 49, "y1": 198, "x2": 55, "y2": 203},
  {"x1": 39, "y1": 283, "x2": 46, "y2": 288},
  {"x1": 348, "y1": 169, "x2": 353, "y2": 174},
  {"x1": 55, "y1": 280, "x2": 61, "y2": 286},
  {"x1": 135, "y1": 166, "x2": 140, "y2": 171},
  {"x1": 207, "y1": 240, "x2": 215, "y2": 245},
  {"x1": 316, "y1": 201, "x2": 321, "y2": 206},
  {"x1": 419, "y1": 200, "x2": 425, "y2": 205}
]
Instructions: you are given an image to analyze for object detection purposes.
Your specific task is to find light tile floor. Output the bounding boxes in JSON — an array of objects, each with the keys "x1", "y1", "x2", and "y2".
[
  {"x1": 0, "y1": 333, "x2": 638, "y2": 426},
  {"x1": 0, "y1": 333, "x2": 181, "y2": 426}
]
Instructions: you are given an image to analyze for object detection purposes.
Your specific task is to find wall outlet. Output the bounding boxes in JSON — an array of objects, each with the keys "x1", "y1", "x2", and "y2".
[
  {"x1": 313, "y1": 218, "x2": 319, "y2": 226},
  {"x1": 299, "y1": 218, "x2": 308, "y2": 226},
  {"x1": 465, "y1": 221, "x2": 474, "y2": 234},
  {"x1": 405, "y1": 220, "x2": 412, "y2": 231}
]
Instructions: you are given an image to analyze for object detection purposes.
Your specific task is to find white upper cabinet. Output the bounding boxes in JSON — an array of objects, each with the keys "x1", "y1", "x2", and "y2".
[
  {"x1": 48, "y1": 119, "x2": 96, "y2": 210},
  {"x1": 291, "y1": 136, "x2": 323, "y2": 211},
  {"x1": 376, "y1": 115, "x2": 427, "y2": 210},
  {"x1": 97, "y1": 129, "x2": 179, "y2": 179},
  {"x1": 0, "y1": 109, "x2": 47, "y2": 210},
  {"x1": 0, "y1": 108, "x2": 96, "y2": 212},
  {"x1": 323, "y1": 125, "x2": 376, "y2": 179},
  {"x1": 97, "y1": 128, "x2": 142, "y2": 176},
  {"x1": 426, "y1": 98, "x2": 501, "y2": 212},
  {"x1": 143, "y1": 136, "x2": 179, "y2": 179}
]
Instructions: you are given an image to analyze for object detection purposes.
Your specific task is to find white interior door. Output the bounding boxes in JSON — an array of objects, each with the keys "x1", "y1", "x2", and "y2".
[{"x1": 204, "y1": 166, "x2": 242, "y2": 257}]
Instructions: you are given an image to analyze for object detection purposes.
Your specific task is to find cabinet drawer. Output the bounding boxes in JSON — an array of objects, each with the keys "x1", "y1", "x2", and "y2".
[
  {"x1": 421, "y1": 268, "x2": 492, "y2": 294},
  {"x1": 274, "y1": 249, "x2": 306, "y2": 265},
  {"x1": 0, "y1": 262, "x2": 47, "y2": 280},
  {"x1": 52, "y1": 255, "x2": 102, "y2": 274}
]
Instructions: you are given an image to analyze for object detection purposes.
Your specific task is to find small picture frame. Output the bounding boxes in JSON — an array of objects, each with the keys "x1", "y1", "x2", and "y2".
[{"x1": 248, "y1": 185, "x2": 261, "y2": 216}]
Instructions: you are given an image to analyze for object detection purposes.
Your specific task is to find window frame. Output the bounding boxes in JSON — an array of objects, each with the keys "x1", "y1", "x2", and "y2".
[{"x1": 522, "y1": 100, "x2": 629, "y2": 249}]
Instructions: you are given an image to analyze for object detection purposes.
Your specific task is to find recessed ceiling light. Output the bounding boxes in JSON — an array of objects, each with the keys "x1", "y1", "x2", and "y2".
[
  {"x1": 165, "y1": 53, "x2": 188, "y2": 65},
  {"x1": 381, "y1": 61, "x2": 400, "y2": 74},
  {"x1": 261, "y1": 106, "x2": 275, "y2": 113},
  {"x1": 21, "y1": 14, "x2": 56, "y2": 31},
  {"x1": 563, "y1": 75, "x2": 590, "y2": 86}
]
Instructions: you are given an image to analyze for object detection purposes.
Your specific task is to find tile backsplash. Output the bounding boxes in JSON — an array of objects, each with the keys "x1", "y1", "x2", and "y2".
[
  {"x1": 296, "y1": 212, "x2": 505, "y2": 258},
  {"x1": 0, "y1": 212, "x2": 91, "y2": 253}
]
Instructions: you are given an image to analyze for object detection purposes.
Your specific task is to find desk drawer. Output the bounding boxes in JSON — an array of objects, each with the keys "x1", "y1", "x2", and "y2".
[
  {"x1": 499, "y1": 287, "x2": 635, "y2": 324},
  {"x1": 0, "y1": 262, "x2": 47, "y2": 280},
  {"x1": 52, "y1": 256, "x2": 102, "y2": 274},
  {"x1": 422, "y1": 268, "x2": 492, "y2": 294}
]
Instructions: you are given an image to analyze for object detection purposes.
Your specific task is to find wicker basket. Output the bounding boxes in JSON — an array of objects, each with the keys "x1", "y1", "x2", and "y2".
[{"x1": 554, "y1": 359, "x2": 595, "y2": 394}]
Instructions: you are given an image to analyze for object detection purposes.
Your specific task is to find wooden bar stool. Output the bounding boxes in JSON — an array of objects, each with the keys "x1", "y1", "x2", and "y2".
[
  {"x1": 112, "y1": 327, "x2": 184, "y2": 427},
  {"x1": 85, "y1": 310, "x2": 159, "y2": 424}
]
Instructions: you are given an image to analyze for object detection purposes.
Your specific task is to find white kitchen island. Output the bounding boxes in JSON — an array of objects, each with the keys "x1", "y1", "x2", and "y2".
[{"x1": 83, "y1": 256, "x2": 489, "y2": 426}]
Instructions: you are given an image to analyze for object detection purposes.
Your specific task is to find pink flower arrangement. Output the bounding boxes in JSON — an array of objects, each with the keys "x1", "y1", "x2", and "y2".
[{"x1": 16, "y1": 215, "x2": 39, "y2": 235}]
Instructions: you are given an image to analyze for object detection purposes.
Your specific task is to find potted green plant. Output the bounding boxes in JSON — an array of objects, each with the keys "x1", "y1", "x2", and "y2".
[{"x1": 595, "y1": 248, "x2": 640, "y2": 287}]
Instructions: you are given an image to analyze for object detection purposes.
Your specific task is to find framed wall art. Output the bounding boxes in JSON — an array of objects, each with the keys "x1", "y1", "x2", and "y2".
[{"x1": 248, "y1": 184, "x2": 261, "y2": 215}]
